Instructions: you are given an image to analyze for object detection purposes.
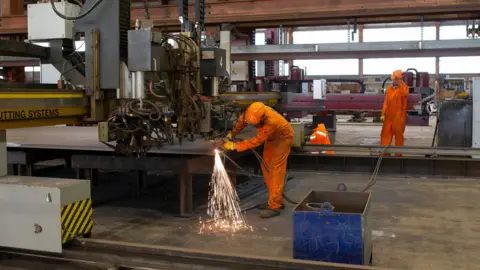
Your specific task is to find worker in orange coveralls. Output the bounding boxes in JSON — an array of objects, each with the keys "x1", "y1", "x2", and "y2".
[
  {"x1": 222, "y1": 102, "x2": 293, "y2": 219},
  {"x1": 380, "y1": 70, "x2": 409, "y2": 156},
  {"x1": 309, "y1": 123, "x2": 334, "y2": 155}
]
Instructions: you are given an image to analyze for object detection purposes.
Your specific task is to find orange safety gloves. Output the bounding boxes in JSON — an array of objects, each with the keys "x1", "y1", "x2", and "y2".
[
  {"x1": 309, "y1": 123, "x2": 334, "y2": 155},
  {"x1": 381, "y1": 70, "x2": 409, "y2": 156},
  {"x1": 226, "y1": 131, "x2": 234, "y2": 141},
  {"x1": 230, "y1": 102, "x2": 293, "y2": 211},
  {"x1": 222, "y1": 141, "x2": 235, "y2": 151}
]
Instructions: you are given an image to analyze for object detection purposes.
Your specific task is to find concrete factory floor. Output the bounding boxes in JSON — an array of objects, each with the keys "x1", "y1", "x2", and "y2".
[
  {"x1": 5, "y1": 117, "x2": 436, "y2": 150},
  {"x1": 90, "y1": 171, "x2": 480, "y2": 270}
]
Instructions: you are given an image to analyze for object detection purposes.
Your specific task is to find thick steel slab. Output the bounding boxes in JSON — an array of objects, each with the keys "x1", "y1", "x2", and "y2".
[
  {"x1": 7, "y1": 126, "x2": 216, "y2": 156},
  {"x1": 71, "y1": 155, "x2": 184, "y2": 171},
  {"x1": 6, "y1": 124, "x2": 434, "y2": 154}
]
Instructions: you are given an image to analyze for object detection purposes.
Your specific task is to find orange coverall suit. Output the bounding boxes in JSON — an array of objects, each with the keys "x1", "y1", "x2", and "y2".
[
  {"x1": 380, "y1": 80, "x2": 409, "y2": 148},
  {"x1": 310, "y1": 123, "x2": 334, "y2": 155},
  {"x1": 232, "y1": 107, "x2": 294, "y2": 210}
]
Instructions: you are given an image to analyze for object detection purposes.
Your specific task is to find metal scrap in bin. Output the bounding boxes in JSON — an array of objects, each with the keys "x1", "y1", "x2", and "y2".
[{"x1": 293, "y1": 190, "x2": 372, "y2": 265}]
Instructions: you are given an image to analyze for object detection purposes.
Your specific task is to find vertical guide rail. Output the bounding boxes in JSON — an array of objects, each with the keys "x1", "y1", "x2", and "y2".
[
  {"x1": 178, "y1": 0, "x2": 190, "y2": 33},
  {"x1": 88, "y1": 29, "x2": 104, "y2": 121},
  {"x1": 194, "y1": 0, "x2": 205, "y2": 45}
]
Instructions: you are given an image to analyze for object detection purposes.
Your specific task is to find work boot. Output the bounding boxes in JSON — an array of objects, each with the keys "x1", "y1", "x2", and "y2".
[
  {"x1": 256, "y1": 202, "x2": 284, "y2": 210},
  {"x1": 259, "y1": 209, "x2": 280, "y2": 219}
]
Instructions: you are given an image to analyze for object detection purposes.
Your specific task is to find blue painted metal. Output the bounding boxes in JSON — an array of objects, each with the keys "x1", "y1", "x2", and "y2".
[{"x1": 293, "y1": 190, "x2": 372, "y2": 265}]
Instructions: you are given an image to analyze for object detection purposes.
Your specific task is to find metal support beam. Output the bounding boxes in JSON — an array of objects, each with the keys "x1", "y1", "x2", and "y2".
[
  {"x1": 1, "y1": 0, "x2": 23, "y2": 16},
  {"x1": 0, "y1": 40, "x2": 49, "y2": 58},
  {"x1": 358, "y1": 24, "x2": 364, "y2": 77},
  {"x1": 231, "y1": 39, "x2": 480, "y2": 61},
  {"x1": 0, "y1": 130, "x2": 6, "y2": 176},
  {"x1": 301, "y1": 144, "x2": 480, "y2": 156},
  {"x1": 131, "y1": 0, "x2": 480, "y2": 30},
  {"x1": 2, "y1": 1, "x2": 480, "y2": 35},
  {"x1": 288, "y1": 153, "x2": 480, "y2": 177},
  {"x1": 0, "y1": 56, "x2": 39, "y2": 67},
  {"x1": 435, "y1": 22, "x2": 441, "y2": 77}
]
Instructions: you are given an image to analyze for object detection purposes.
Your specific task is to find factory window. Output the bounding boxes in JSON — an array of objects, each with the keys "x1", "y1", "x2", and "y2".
[
  {"x1": 24, "y1": 66, "x2": 41, "y2": 72},
  {"x1": 255, "y1": 32, "x2": 266, "y2": 45},
  {"x1": 439, "y1": 56, "x2": 480, "y2": 74},
  {"x1": 363, "y1": 57, "x2": 436, "y2": 75},
  {"x1": 293, "y1": 30, "x2": 358, "y2": 44},
  {"x1": 363, "y1": 26, "x2": 436, "y2": 42},
  {"x1": 440, "y1": 25, "x2": 470, "y2": 40},
  {"x1": 255, "y1": 32, "x2": 265, "y2": 76},
  {"x1": 293, "y1": 59, "x2": 359, "y2": 76},
  {"x1": 75, "y1": 41, "x2": 86, "y2": 52},
  {"x1": 24, "y1": 66, "x2": 41, "y2": 83}
]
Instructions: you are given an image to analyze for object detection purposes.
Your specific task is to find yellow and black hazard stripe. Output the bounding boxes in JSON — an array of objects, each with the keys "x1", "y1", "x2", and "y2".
[{"x1": 61, "y1": 198, "x2": 94, "y2": 244}]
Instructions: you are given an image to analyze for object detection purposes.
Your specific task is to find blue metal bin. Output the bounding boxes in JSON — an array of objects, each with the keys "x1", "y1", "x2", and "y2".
[{"x1": 293, "y1": 190, "x2": 372, "y2": 265}]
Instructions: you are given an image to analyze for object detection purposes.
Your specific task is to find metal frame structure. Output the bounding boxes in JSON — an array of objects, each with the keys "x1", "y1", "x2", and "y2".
[
  {"x1": 1, "y1": 0, "x2": 479, "y2": 34},
  {"x1": 7, "y1": 146, "x2": 241, "y2": 217},
  {"x1": 231, "y1": 39, "x2": 480, "y2": 61}
]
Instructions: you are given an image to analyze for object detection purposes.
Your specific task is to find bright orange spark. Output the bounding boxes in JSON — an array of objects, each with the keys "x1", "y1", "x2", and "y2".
[{"x1": 199, "y1": 150, "x2": 252, "y2": 234}]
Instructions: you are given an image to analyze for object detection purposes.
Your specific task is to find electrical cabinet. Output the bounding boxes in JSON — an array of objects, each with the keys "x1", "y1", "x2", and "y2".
[{"x1": 28, "y1": 2, "x2": 81, "y2": 40}]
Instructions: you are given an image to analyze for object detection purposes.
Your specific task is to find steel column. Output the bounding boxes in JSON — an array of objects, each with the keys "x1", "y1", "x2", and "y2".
[
  {"x1": 435, "y1": 22, "x2": 440, "y2": 77},
  {"x1": 358, "y1": 24, "x2": 364, "y2": 77}
]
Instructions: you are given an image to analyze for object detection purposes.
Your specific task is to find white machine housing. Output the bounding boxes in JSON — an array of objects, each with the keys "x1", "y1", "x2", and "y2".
[
  {"x1": 0, "y1": 176, "x2": 91, "y2": 253},
  {"x1": 28, "y1": 1, "x2": 81, "y2": 40},
  {"x1": 313, "y1": 79, "x2": 327, "y2": 100}
]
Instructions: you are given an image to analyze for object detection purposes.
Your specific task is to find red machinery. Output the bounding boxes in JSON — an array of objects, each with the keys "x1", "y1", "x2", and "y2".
[{"x1": 274, "y1": 68, "x2": 434, "y2": 127}]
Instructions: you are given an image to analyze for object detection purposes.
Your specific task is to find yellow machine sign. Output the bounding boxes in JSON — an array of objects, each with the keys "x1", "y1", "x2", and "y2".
[
  {"x1": 0, "y1": 109, "x2": 60, "y2": 120},
  {"x1": 0, "y1": 107, "x2": 85, "y2": 121}
]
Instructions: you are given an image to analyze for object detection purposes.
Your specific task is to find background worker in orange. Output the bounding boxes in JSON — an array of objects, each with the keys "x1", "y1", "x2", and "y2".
[
  {"x1": 222, "y1": 102, "x2": 293, "y2": 219},
  {"x1": 380, "y1": 70, "x2": 409, "y2": 155},
  {"x1": 309, "y1": 123, "x2": 334, "y2": 155}
]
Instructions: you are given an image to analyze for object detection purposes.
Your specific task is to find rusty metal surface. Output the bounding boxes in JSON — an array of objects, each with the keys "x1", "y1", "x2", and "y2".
[
  {"x1": 131, "y1": 0, "x2": 480, "y2": 30},
  {"x1": 0, "y1": 15, "x2": 27, "y2": 35},
  {"x1": 1, "y1": 0, "x2": 480, "y2": 35}
]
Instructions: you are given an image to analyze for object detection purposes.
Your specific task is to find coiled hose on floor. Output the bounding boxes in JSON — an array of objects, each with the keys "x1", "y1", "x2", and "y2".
[{"x1": 219, "y1": 147, "x2": 298, "y2": 213}]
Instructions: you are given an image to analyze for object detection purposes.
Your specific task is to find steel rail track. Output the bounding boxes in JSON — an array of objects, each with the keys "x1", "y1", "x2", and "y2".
[
  {"x1": 0, "y1": 238, "x2": 393, "y2": 270},
  {"x1": 301, "y1": 144, "x2": 480, "y2": 157}
]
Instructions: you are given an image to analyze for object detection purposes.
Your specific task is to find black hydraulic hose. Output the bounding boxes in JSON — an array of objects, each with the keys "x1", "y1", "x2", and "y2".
[
  {"x1": 406, "y1": 68, "x2": 418, "y2": 76},
  {"x1": 381, "y1": 77, "x2": 391, "y2": 90},
  {"x1": 50, "y1": 0, "x2": 104, "y2": 20},
  {"x1": 431, "y1": 118, "x2": 439, "y2": 147},
  {"x1": 219, "y1": 144, "x2": 299, "y2": 212}
]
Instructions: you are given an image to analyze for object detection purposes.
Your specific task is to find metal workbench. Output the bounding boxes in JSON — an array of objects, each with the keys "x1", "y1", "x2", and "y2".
[{"x1": 6, "y1": 126, "x2": 242, "y2": 216}]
